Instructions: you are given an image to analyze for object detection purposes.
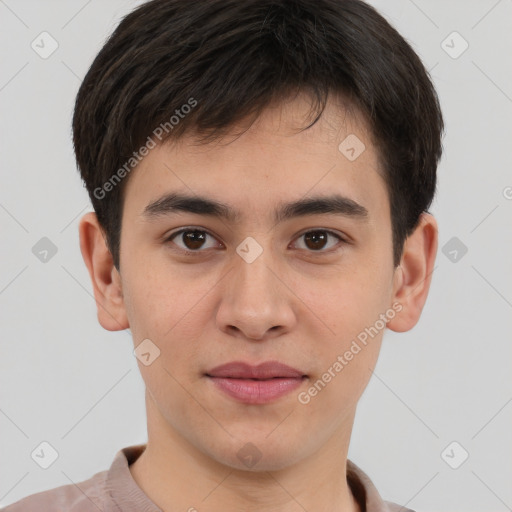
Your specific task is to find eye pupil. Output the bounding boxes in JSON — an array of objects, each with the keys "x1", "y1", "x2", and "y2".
[
  {"x1": 304, "y1": 231, "x2": 328, "y2": 250},
  {"x1": 183, "y1": 230, "x2": 206, "y2": 250}
]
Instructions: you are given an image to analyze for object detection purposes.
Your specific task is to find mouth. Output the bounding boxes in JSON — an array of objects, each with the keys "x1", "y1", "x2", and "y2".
[{"x1": 205, "y1": 361, "x2": 308, "y2": 404}]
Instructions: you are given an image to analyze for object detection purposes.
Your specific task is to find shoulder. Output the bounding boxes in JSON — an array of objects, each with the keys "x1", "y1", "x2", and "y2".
[
  {"x1": 346, "y1": 458, "x2": 417, "y2": 512},
  {"x1": 1, "y1": 469, "x2": 108, "y2": 512}
]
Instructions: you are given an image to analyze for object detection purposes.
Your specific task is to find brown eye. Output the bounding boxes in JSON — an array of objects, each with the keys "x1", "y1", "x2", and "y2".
[
  {"x1": 181, "y1": 230, "x2": 206, "y2": 250},
  {"x1": 166, "y1": 227, "x2": 345, "y2": 255},
  {"x1": 167, "y1": 229, "x2": 219, "y2": 252},
  {"x1": 293, "y1": 230, "x2": 344, "y2": 252}
]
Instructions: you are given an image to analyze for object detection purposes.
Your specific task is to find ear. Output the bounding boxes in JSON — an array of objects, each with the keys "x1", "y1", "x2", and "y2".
[
  {"x1": 78, "y1": 212, "x2": 129, "y2": 331},
  {"x1": 387, "y1": 213, "x2": 438, "y2": 333}
]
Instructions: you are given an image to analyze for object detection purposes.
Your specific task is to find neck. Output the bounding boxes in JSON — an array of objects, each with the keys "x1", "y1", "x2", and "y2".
[{"x1": 129, "y1": 392, "x2": 361, "y2": 512}]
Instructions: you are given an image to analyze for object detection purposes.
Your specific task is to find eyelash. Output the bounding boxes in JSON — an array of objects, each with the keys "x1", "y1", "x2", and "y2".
[{"x1": 164, "y1": 227, "x2": 348, "y2": 256}]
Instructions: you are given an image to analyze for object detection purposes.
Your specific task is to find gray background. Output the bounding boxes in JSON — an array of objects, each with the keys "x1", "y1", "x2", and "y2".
[{"x1": 0, "y1": 1, "x2": 511, "y2": 510}]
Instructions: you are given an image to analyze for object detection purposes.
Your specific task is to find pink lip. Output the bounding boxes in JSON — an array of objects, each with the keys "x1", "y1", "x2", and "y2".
[
  {"x1": 206, "y1": 361, "x2": 307, "y2": 404},
  {"x1": 207, "y1": 361, "x2": 305, "y2": 379}
]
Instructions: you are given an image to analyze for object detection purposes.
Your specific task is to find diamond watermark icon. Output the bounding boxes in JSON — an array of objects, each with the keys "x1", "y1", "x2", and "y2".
[
  {"x1": 441, "y1": 441, "x2": 469, "y2": 469},
  {"x1": 236, "y1": 236, "x2": 263, "y2": 264},
  {"x1": 32, "y1": 237, "x2": 58, "y2": 263},
  {"x1": 134, "y1": 338, "x2": 161, "y2": 366},
  {"x1": 31, "y1": 441, "x2": 59, "y2": 469},
  {"x1": 31, "y1": 31, "x2": 59, "y2": 59},
  {"x1": 338, "y1": 134, "x2": 366, "y2": 161},
  {"x1": 442, "y1": 236, "x2": 468, "y2": 263},
  {"x1": 441, "y1": 31, "x2": 468, "y2": 59},
  {"x1": 237, "y1": 442, "x2": 262, "y2": 468}
]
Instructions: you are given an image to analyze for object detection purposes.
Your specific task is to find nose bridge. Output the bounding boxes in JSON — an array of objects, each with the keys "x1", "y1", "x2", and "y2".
[
  {"x1": 232, "y1": 234, "x2": 279, "y2": 304},
  {"x1": 216, "y1": 233, "x2": 295, "y2": 339}
]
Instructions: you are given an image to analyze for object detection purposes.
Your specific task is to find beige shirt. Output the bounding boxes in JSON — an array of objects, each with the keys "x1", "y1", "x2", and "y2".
[{"x1": 2, "y1": 445, "x2": 414, "y2": 512}]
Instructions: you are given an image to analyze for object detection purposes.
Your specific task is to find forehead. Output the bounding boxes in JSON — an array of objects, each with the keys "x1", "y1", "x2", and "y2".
[
  {"x1": 122, "y1": 93, "x2": 388, "y2": 221},
  {"x1": 186, "y1": 93, "x2": 375, "y2": 158}
]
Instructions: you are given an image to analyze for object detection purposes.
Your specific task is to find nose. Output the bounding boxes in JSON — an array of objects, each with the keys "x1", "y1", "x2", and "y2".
[{"x1": 215, "y1": 241, "x2": 297, "y2": 341}]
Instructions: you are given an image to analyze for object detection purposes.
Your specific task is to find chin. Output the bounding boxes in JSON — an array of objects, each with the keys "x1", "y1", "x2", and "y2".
[{"x1": 206, "y1": 435, "x2": 308, "y2": 473}]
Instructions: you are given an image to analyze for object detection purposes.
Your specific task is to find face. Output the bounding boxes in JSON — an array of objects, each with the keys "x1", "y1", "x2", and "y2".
[{"x1": 107, "y1": 95, "x2": 402, "y2": 470}]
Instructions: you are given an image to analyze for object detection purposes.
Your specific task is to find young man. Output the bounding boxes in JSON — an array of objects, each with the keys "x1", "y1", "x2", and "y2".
[{"x1": 3, "y1": 0, "x2": 443, "y2": 510}]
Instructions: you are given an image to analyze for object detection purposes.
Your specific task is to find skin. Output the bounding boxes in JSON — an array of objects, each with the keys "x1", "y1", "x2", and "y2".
[{"x1": 79, "y1": 94, "x2": 437, "y2": 512}]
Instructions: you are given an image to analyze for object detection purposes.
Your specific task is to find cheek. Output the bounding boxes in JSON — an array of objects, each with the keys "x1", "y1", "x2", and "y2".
[
  {"x1": 122, "y1": 253, "x2": 192, "y2": 335},
  {"x1": 296, "y1": 258, "x2": 391, "y2": 396},
  {"x1": 301, "y1": 258, "x2": 392, "y2": 335},
  {"x1": 122, "y1": 260, "x2": 213, "y2": 373},
  {"x1": 300, "y1": 301, "x2": 384, "y2": 418}
]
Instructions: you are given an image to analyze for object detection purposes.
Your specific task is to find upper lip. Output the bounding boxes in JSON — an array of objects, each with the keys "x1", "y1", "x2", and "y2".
[{"x1": 206, "y1": 361, "x2": 306, "y2": 379}]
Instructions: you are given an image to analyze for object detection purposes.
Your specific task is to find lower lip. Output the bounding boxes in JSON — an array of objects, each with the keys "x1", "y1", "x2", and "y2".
[{"x1": 207, "y1": 376, "x2": 305, "y2": 404}]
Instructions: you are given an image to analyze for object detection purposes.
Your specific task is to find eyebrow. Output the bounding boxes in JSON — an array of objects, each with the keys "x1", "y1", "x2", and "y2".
[{"x1": 142, "y1": 192, "x2": 369, "y2": 224}]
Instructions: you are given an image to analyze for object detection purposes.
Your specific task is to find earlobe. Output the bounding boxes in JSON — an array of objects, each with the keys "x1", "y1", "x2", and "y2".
[
  {"x1": 78, "y1": 212, "x2": 129, "y2": 331},
  {"x1": 387, "y1": 213, "x2": 438, "y2": 333}
]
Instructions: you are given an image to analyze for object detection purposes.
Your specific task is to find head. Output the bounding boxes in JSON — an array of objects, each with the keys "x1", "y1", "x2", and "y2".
[{"x1": 75, "y1": 0, "x2": 443, "y2": 471}]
